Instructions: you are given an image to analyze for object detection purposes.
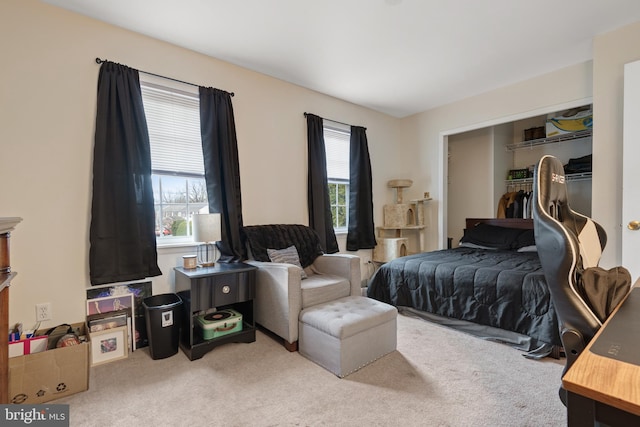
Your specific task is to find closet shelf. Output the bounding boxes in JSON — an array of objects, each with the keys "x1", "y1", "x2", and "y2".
[
  {"x1": 505, "y1": 129, "x2": 592, "y2": 151},
  {"x1": 505, "y1": 172, "x2": 592, "y2": 186}
]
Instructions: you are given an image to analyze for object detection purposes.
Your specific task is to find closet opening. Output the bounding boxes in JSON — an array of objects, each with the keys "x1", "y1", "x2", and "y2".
[{"x1": 438, "y1": 98, "x2": 593, "y2": 249}]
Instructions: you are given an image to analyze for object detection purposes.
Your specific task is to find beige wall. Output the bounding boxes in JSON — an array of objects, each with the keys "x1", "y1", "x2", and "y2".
[
  {"x1": 402, "y1": 62, "x2": 593, "y2": 250},
  {"x1": 1, "y1": 0, "x2": 409, "y2": 327},
  {"x1": 447, "y1": 127, "x2": 494, "y2": 245},
  {"x1": 405, "y1": 18, "x2": 640, "y2": 271},
  {"x1": 4, "y1": 0, "x2": 640, "y2": 328}
]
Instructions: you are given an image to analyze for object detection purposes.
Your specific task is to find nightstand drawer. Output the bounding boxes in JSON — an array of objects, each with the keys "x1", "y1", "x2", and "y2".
[{"x1": 191, "y1": 271, "x2": 254, "y2": 312}]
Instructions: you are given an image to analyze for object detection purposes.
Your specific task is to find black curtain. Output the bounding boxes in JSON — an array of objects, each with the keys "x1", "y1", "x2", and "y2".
[
  {"x1": 347, "y1": 126, "x2": 377, "y2": 250},
  {"x1": 199, "y1": 87, "x2": 245, "y2": 262},
  {"x1": 90, "y1": 61, "x2": 161, "y2": 285},
  {"x1": 306, "y1": 113, "x2": 339, "y2": 253}
]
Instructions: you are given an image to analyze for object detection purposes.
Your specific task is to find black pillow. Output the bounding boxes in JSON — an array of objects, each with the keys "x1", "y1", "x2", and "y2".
[
  {"x1": 460, "y1": 223, "x2": 529, "y2": 250},
  {"x1": 515, "y1": 229, "x2": 536, "y2": 249}
]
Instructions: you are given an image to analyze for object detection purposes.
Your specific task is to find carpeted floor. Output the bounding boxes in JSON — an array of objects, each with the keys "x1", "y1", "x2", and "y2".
[{"x1": 54, "y1": 312, "x2": 566, "y2": 426}]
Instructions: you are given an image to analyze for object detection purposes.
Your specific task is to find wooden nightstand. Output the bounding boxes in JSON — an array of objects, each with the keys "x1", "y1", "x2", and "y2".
[{"x1": 174, "y1": 262, "x2": 256, "y2": 360}]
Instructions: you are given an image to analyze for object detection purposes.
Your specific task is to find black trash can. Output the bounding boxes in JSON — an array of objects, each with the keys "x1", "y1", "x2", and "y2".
[{"x1": 142, "y1": 293, "x2": 183, "y2": 360}]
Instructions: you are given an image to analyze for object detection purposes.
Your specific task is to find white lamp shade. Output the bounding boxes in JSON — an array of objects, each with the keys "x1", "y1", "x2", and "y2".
[{"x1": 192, "y1": 213, "x2": 221, "y2": 243}]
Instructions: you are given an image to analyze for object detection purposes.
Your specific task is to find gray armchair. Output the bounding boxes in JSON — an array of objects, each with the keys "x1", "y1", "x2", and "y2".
[{"x1": 242, "y1": 224, "x2": 361, "y2": 351}]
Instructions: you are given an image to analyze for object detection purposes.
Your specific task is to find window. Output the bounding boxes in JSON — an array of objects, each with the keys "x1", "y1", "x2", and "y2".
[
  {"x1": 324, "y1": 124, "x2": 350, "y2": 232},
  {"x1": 140, "y1": 76, "x2": 207, "y2": 244}
]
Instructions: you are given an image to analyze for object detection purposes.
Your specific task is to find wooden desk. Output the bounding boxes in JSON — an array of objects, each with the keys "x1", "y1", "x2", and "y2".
[{"x1": 562, "y1": 286, "x2": 640, "y2": 426}]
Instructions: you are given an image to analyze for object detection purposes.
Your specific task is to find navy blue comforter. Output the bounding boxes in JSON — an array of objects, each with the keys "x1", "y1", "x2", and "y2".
[{"x1": 367, "y1": 247, "x2": 561, "y2": 347}]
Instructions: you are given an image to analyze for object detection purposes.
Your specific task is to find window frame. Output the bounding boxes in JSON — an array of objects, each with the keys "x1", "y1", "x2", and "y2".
[{"x1": 328, "y1": 178, "x2": 349, "y2": 233}]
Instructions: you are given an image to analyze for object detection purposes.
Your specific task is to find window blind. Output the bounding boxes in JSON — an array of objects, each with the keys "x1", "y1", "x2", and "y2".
[
  {"x1": 324, "y1": 127, "x2": 350, "y2": 180},
  {"x1": 140, "y1": 81, "x2": 204, "y2": 176}
]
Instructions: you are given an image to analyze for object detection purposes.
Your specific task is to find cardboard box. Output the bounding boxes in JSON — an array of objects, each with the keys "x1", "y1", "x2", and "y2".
[
  {"x1": 545, "y1": 109, "x2": 593, "y2": 137},
  {"x1": 8, "y1": 322, "x2": 89, "y2": 404}
]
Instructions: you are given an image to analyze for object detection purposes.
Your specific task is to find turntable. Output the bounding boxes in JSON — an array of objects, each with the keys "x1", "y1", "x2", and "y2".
[{"x1": 196, "y1": 309, "x2": 243, "y2": 340}]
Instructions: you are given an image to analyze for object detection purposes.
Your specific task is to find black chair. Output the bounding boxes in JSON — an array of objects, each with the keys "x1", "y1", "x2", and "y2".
[{"x1": 532, "y1": 155, "x2": 610, "y2": 405}]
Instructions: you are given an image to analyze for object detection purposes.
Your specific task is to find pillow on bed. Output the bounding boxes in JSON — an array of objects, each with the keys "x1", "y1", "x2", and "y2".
[
  {"x1": 514, "y1": 228, "x2": 536, "y2": 249},
  {"x1": 459, "y1": 223, "x2": 530, "y2": 250}
]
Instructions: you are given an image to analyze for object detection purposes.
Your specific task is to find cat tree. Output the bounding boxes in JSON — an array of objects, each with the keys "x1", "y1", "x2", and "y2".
[{"x1": 373, "y1": 179, "x2": 430, "y2": 263}]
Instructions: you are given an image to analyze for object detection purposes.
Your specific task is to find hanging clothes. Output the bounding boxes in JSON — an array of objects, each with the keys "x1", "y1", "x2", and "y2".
[
  {"x1": 497, "y1": 191, "x2": 519, "y2": 218},
  {"x1": 497, "y1": 190, "x2": 533, "y2": 219}
]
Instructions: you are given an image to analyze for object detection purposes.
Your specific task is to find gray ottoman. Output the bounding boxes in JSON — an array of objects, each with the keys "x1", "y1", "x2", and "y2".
[{"x1": 298, "y1": 295, "x2": 397, "y2": 377}]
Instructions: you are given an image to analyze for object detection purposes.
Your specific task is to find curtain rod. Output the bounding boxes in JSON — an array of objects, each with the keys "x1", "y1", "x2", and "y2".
[
  {"x1": 304, "y1": 112, "x2": 365, "y2": 130},
  {"x1": 95, "y1": 57, "x2": 234, "y2": 97}
]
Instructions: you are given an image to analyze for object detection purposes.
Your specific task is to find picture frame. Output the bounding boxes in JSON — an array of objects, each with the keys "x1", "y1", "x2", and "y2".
[
  {"x1": 86, "y1": 293, "x2": 134, "y2": 316},
  {"x1": 87, "y1": 308, "x2": 130, "y2": 333},
  {"x1": 86, "y1": 293, "x2": 136, "y2": 350},
  {"x1": 86, "y1": 281, "x2": 152, "y2": 350},
  {"x1": 90, "y1": 326, "x2": 128, "y2": 366}
]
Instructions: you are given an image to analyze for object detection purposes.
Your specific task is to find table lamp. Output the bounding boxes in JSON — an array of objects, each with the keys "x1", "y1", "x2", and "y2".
[{"x1": 192, "y1": 213, "x2": 221, "y2": 267}]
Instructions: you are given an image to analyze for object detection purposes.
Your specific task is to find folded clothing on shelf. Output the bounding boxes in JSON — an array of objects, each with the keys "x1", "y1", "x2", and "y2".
[{"x1": 564, "y1": 154, "x2": 592, "y2": 174}]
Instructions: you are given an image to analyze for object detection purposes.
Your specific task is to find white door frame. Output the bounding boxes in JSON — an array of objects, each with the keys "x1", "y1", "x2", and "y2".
[
  {"x1": 437, "y1": 97, "x2": 593, "y2": 248},
  {"x1": 622, "y1": 60, "x2": 640, "y2": 282}
]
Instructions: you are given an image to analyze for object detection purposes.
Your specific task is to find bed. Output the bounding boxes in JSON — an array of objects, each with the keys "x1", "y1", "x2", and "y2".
[{"x1": 367, "y1": 218, "x2": 561, "y2": 358}]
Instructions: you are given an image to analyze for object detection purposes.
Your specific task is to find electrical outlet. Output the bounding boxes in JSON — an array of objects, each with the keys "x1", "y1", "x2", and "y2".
[{"x1": 36, "y1": 302, "x2": 52, "y2": 322}]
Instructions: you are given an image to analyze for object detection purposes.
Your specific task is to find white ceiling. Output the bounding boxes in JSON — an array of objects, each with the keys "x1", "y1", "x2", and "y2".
[{"x1": 44, "y1": 0, "x2": 640, "y2": 118}]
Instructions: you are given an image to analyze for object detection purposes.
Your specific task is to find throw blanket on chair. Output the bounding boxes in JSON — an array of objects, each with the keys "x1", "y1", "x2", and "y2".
[{"x1": 242, "y1": 224, "x2": 324, "y2": 268}]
